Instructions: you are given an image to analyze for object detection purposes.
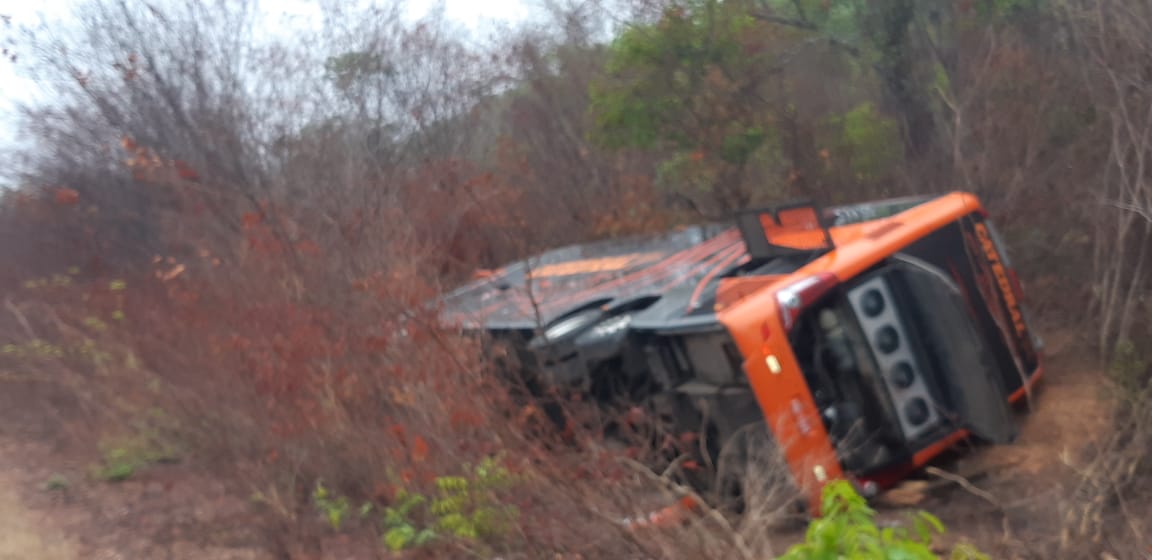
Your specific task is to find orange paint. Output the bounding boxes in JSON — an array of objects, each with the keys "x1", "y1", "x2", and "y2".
[
  {"x1": 1008, "y1": 365, "x2": 1045, "y2": 404},
  {"x1": 531, "y1": 252, "x2": 664, "y2": 278},
  {"x1": 714, "y1": 275, "x2": 784, "y2": 310}
]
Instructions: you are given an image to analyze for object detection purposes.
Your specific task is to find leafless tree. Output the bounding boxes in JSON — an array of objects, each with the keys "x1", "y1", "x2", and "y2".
[{"x1": 1066, "y1": 0, "x2": 1152, "y2": 356}]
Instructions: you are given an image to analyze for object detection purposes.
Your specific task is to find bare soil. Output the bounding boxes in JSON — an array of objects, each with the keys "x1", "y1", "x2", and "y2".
[
  {"x1": 872, "y1": 329, "x2": 1117, "y2": 558},
  {"x1": 0, "y1": 328, "x2": 1119, "y2": 559},
  {"x1": 0, "y1": 458, "x2": 75, "y2": 560},
  {"x1": 0, "y1": 434, "x2": 274, "y2": 560}
]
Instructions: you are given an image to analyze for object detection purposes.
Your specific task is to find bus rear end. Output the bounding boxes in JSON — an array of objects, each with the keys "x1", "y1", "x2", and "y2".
[{"x1": 719, "y1": 193, "x2": 1044, "y2": 511}]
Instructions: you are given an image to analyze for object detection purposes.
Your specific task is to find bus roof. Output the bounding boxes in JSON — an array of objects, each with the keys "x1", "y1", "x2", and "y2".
[{"x1": 437, "y1": 192, "x2": 981, "y2": 331}]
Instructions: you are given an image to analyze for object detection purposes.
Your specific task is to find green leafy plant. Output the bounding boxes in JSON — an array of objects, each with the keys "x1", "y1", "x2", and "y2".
[
  {"x1": 430, "y1": 455, "x2": 518, "y2": 540},
  {"x1": 826, "y1": 102, "x2": 903, "y2": 181},
  {"x1": 42, "y1": 473, "x2": 70, "y2": 492},
  {"x1": 382, "y1": 490, "x2": 437, "y2": 552},
  {"x1": 313, "y1": 481, "x2": 352, "y2": 530},
  {"x1": 589, "y1": 0, "x2": 783, "y2": 210},
  {"x1": 93, "y1": 430, "x2": 179, "y2": 483},
  {"x1": 382, "y1": 455, "x2": 519, "y2": 552},
  {"x1": 777, "y1": 480, "x2": 989, "y2": 560},
  {"x1": 97, "y1": 447, "x2": 140, "y2": 482}
]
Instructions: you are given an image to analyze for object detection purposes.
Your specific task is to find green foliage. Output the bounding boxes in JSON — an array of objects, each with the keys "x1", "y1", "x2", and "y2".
[
  {"x1": 383, "y1": 523, "x2": 438, "y2": 553},
  {"x1": 98, "y1": 459, "x2": 135, "y2": 482},
  {"x1": 655, "y1": 129, "x2": 786, "y2": 202},
  {"x1": 382, "y1": 490, "x2": 437, "y2": 552},
  {"x1": 591, "y1": 0, "x2": 768, "y2": 153},
  {"x1": 312, "y1": 455, "x2": 520, "y2": 553},
  {"x1": 93, "y1": 430, "x2": 179, "y2": 483},
  {"x1": 429, "y1": 456, "x2": 518, "y2": 540},
  {"x1": 777, "y1": 480, "x2": 989, "y2": 559},
  {"x1": 972, "y1": 0, "x2": 1044, "y2": 21},
  {"x1": 932, "y1": 62, "x2": 952, "y2": 96},
  {"x1": 587, "y1": 0, "x2": 947, "y2": 206},
  {"x1": 762, "y1": 0, "x2": 864, "y2": 44},
  {"x1": 42, "y1": 474, "x2": 70, "y2": 492},
  {"x1": 656, "y1": 152, "x2": 718, "y2": 197},
  {"x1": 721, "y1": 126, "x2": 769, "y2": 164},
  {"x1": 313, "y1": 482, "x2": 352, "y2": 530},
  {"x1": 826, "y1": 102, "x2": 903, "y2": 181},
  {"x1": 590, "y1": 0, "x2": 792, "y2": 208}
]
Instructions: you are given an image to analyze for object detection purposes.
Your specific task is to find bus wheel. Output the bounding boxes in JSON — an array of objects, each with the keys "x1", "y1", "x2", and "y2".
[{"x1": 713, "y1": 423, "x2": 806, "y2": 527}]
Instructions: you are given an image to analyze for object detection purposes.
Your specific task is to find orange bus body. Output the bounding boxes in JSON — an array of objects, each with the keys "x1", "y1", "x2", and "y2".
[{"x1": 717, "y1": 192, "x2": 1043, "y2": 509}]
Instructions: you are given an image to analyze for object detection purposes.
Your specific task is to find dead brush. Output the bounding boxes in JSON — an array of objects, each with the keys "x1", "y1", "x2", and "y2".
[
  {"x1": 0, "y1": 279, "x2": 157, "y2": 442},
  {"x1": 608, "y1": 423, "x2": 807, "y2": 559},
  {"x1": 1058, "y1": 340, "x2": 1152, "y2": 558}
]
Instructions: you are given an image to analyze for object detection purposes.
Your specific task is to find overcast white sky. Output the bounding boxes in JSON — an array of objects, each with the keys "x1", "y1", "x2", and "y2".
[{"x1": 0, "y1": 0, "x2": 537, "y2": 182}]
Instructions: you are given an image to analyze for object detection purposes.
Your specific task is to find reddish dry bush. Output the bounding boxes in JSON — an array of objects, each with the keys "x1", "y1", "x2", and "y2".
[{"x1": 0, "y1": 145, "x2": 686, "y2": 557}]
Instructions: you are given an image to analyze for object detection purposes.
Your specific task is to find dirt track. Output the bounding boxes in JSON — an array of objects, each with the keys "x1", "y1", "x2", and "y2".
[
  {"x1": 0, "y1": 433, "x2": 274, "y2": 560},
  {"x1": 0, "y1": 461, "x2": 75, "y2": 560}
]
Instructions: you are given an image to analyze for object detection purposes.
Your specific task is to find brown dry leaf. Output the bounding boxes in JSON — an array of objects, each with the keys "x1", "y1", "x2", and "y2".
[
  {"x1": 389, "y1": 386, "x2": 415, "y2": 407},
  {"x1": 411, "y1": 436, "x2": 429, "y2": 463}
]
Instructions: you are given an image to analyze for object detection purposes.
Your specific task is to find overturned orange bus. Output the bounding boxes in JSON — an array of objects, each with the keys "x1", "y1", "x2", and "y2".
[{"x1": 439, "y1": 192, "x2": 1044, "y2": 513}]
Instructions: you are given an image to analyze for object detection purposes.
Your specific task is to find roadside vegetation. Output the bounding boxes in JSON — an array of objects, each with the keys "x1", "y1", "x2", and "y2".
[{"x1": 0, "y1": 1, "x2": 1150, "y2": 558}]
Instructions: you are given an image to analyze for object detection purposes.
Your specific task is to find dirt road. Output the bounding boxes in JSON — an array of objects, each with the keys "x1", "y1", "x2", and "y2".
[
  {"x1": 0, "y1": 467, "x2": 75, "y2": 560},
  {"x1": 0, "y1": 432, "x2": 274, "y2": 560}
]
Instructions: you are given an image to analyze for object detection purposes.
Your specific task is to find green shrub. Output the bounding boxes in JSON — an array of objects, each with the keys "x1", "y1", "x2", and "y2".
[
  {"x1": 313, "y1": 482, "x2": 352, "y2": 530},
  {"x1": 310, "y1": 455, "x2": 520, "y2": 553},
  {"x1": 93, "y1": 428, "x2": 179, "y2": 483},
  {"x1": 778, "y1": 480, "x2": 988, "y2": 560}
]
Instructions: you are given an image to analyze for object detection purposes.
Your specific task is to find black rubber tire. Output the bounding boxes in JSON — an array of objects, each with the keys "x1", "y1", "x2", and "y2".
[{"x1": 712, "y1": 423, "x2": 806, "y2": 526}]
